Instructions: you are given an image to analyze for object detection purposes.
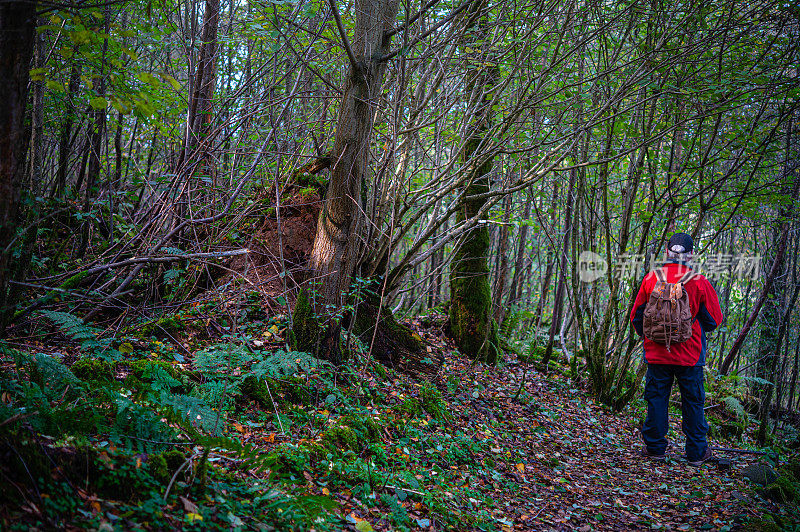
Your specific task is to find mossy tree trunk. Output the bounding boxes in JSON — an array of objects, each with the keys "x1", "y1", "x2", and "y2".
[
  {"x1": 448, "y1": 0, "x2": 500, "y2": 364},
  {"x1": 300, "y1": 0, "x2": 400, "y2": 364},
  {"x1": 350, "y1": 284, "x2": 436, "y2": 377}
]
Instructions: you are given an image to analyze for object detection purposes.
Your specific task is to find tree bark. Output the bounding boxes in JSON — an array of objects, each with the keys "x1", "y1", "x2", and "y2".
[
  {"x1": 303, "y1": 0, "x2": 401, "y2": 364},
  {"x1": 0, "y1": 1, "x2": 36, "y2": 334},
  {"x1": 492, "y1": 193, "x2": 511, "y2": 323},
  {"x1": 177, "y1": 0, "x2": 220, "y2": 218},
  {"x1": 449, "y1": 0, "x2": 500, "y2": 364},
  {"x1": 506, "y1": 191, "x2": 532, "y2": 308}
]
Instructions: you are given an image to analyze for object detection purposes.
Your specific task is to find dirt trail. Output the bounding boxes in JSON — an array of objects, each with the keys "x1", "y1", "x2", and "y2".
[{"x1": 436, "y1": 349, "x2": 784, "y2": 531}]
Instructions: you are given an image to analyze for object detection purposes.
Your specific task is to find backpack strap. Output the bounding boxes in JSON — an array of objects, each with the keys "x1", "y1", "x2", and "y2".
[
  {"x1": 654, "y1": 268, "x2": 667, "y2": 282},
  {"x1": 678, "y1": 270, "x2": 696, "y2": 284}
]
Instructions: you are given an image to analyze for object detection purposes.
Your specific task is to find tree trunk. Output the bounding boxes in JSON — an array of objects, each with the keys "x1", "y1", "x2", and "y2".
[
  {"x1": 506, "y1": 191, "x2": 533, "y2": 308},
  {"x1": 52, "y1": 50, "x2": 81, "y2": 198},
  {"x1": 177, "y1": 0, "x2": 220, "y2": 221},
  {"x1": 720, "y1": 113, "x2": 799, "y2": 375},
  {"x1": 449, "y1": 0, "x2": 500, "y2": 364},
  {"x1": 301, "y1": 0, "x2": 401, "y2": 364},
  {"x1": 0, "y1": 1, "x2": 36, "y2": 334},
  {"x1": 492, "y1": 193, "x2": 511, "y2": 323}
]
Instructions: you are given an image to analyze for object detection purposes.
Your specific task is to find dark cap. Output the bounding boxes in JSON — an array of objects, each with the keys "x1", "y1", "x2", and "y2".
[{"x1": 667, "y1": 232, "x2": 693, "y2": 253}]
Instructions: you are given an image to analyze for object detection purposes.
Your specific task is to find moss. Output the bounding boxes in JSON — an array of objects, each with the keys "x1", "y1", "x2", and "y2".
[
  {"x1": 766, "y1": 475, "x2": 799, "y2": 503},
  {"x1": 71, "y1": 358, "x2": 115, "y2": 383},
  {"x1": 340, "y1": 413, "x2": 381, "y2": 443},
  {"x1": 298, "y1": 186, "x2": 317, "y2": 198},
  {"x1": 138, "y1": 314, "x2": 185, "y2": 336},
  {"x1": 240, "y1": 376, "x2": 312, "y2": 410},
  {"x1": 718, "y1": 421, "x2": 746, "y2": 442},
  {"x1": 321, "y1": 425, "x2": 359, "y2": 454},
  {"x1": 518, "y1": 345, "x2": 547, "y2": 363},
  {"x1": 274, "y1": 377, "x2": 312, "y2": 405},
  {"x1": 289, "y1": 289, "x2": 321, "y2": 355},
  {"x1": 269, "y1": 444, "x2": 311, "y2": 477},
  {"x1": 350, "y1": 281, "x2": 423, "y2": 368},
  {"x1": 398, "y1": 382, "x2": 449, "y2": 422},
  {"x1": 419, "y1": 383, "x2": 449, "y2": 422},
  {"x1": 149, "y1": 454, "x2": 169, "y2": 483},
  {"x1": 148, "y1": 449, "x2": 188, "y2": 485},
  {"x1": 448, "y1": 150, "x2": 500, "y2": 365},
  {"x1": 295, "y1": 172, "x2": 328, "y2": 192},
  {"x1": 449, "y1": 227, "x2": 500, "y2": 364}
]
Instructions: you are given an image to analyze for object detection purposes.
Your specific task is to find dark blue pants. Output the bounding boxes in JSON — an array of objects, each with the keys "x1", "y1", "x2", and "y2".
[{"x1": 642, "y1": 364, "x2": 708, "y2": 461}]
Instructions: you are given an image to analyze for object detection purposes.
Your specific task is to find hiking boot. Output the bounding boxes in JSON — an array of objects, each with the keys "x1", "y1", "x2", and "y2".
[
  {"x1": 640, "y1": 448, "x2": 666, "y2": 461},
  {"x1": 687, "y1": 447, "x2": 714, "y2": 467},
  {"x1": 640, "y1": 441, "x2": 671, "y2": 461}
]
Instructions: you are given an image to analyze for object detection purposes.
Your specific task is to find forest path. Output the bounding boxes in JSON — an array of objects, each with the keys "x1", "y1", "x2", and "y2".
[{"x1": 435, "y1": 348, "x2": 783, "y2": 531}]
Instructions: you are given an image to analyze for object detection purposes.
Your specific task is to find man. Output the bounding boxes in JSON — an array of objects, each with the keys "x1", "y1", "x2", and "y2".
[{"x1": 630, "y1": 232, "x2": 723, "y2": 466}]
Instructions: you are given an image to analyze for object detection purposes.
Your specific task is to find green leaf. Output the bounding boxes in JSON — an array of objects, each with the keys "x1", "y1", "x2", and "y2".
[
  {"x1": 355, "y1": 521, "x2": 374, "y2": 532},
  {"x1": 46, "y1": 80, "x2": 64, "y2": 91},
  {"x1": 118, "y1": 342, "x2": 134, "y2": 354},
  {"x1": 89, "y1": 96, "x2": 108, "y2": 109},
  {"x1": 137, "y1": 72, "x2": 161, "y2": 87},
  {"x1": 162, "y1": 73, "x2": 181, "y2": 90}
]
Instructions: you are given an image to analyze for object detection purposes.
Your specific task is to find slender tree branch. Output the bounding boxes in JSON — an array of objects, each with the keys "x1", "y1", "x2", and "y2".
[{"x1": 326, "y1": 0, "x2": 359, "y2": 72}]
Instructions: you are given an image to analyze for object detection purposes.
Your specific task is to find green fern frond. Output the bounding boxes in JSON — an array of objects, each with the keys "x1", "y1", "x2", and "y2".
[
  {"x1": 721, "y1": 395, "x2": 747, "y2": 421},
  {"x1": 250, "y1": 350, "x2": 326, "y2": 379},
  {"x1": 194, "y1": 343, "x2": 254, "y2": 376},
  {"x1": 39, "y1": 310, "x2": 98, "y2": 341}
]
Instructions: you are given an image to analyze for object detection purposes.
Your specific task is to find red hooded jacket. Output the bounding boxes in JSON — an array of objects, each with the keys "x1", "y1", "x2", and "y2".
[{"x1": 630, "y1": 261, "x2": 723, "y2": 366}]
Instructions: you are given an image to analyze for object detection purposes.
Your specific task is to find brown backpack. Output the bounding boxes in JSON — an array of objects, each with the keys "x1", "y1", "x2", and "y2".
[{"x1": 642, "y1": 268, "x2": 695, "y2": 351}]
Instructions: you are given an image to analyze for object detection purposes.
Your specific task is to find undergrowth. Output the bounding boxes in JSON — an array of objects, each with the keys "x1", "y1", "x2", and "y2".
[{"x1": 0, "y1": 307, "x2": 500, "y2": 530}]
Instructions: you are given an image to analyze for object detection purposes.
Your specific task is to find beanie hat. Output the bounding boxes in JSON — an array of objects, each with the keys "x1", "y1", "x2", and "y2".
[{"x1": 667, "y1": 232, "x2": 694, "y2": 254}]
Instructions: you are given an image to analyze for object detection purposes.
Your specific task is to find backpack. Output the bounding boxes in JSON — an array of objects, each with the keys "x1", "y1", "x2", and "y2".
[{"x1": 642, "y1": 268, "x2": 695, "y2": 351}]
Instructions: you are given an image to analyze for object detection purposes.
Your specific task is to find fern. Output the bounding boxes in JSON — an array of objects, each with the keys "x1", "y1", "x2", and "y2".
[
  {"x1": 721, "y1": 395, "x2": 747, "y2": 421},
  {"x1": 39, "y1": 310, "x2": 118, "y2": 358},
  {"x1": 734, "y1": 375, "x2": 773, "y2": 387},
  {"x1": 159, "y1": 391, "x2": 224, "y2": 436},
  {"x1": 39, "y1": 310, "x2": 98, "y2": 341},
  {"x1": 250, "y1": 349, "x2": 326, "y2": 379},
  {"x1": 194, "y1": 343, "x2": 254, "y2": 376},
  {"x1": 500, "y1": 308, "x2": 521, "y2": 339}
]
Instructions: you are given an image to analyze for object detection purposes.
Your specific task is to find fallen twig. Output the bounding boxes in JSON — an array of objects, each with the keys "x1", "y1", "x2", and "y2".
[{"x1": 712, "y1": 446, "x2": 768, "y2": 456}]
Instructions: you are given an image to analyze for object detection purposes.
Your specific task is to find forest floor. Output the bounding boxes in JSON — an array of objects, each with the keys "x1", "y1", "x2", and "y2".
[{"x1": 2, "y1": 304, "x2": 799, "y2": 531}]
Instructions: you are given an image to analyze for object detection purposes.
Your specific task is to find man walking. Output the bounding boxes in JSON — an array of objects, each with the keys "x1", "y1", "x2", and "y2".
[{"x1": 631, "y1": 232, "x2": 723, "y2": 465}]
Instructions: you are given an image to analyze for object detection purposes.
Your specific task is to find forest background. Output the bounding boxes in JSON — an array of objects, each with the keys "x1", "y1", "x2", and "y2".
[{"x1": 0, "y1": 0, "x2": 799, "y2": 528}]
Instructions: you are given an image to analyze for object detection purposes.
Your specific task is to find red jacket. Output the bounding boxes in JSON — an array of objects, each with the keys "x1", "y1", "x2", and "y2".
[{"x1": 630, "y1": 262, "x2": 723, "y2": 366}]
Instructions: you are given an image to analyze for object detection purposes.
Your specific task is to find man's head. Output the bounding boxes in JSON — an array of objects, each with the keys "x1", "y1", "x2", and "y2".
[{"x1": 666, "y1": 232, "x2": 693, "y2": 262}]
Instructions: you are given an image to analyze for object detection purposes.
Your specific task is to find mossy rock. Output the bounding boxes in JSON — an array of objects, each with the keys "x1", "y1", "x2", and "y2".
[
  {"x1": 321, "y1": 425, "x2": 359, "y2": 454},
  {"x1": 741, "y1": 462, "x2": 778, "y2": 486},
  {"x1": 268, "y1": 443, "x2": 311, "y2": 477},
  {"x1": 340, "y1": 413, "x2": 381, "y2": 443},
  {"x1": 241, "y1": 376, "x2": 278, "y2": 410},
  {"x1": 71, "y1": 358, "x2": 115, "y2": 383},
  {"x1": 316, "y1": 414, "x2": 382, "y2": 457}
]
